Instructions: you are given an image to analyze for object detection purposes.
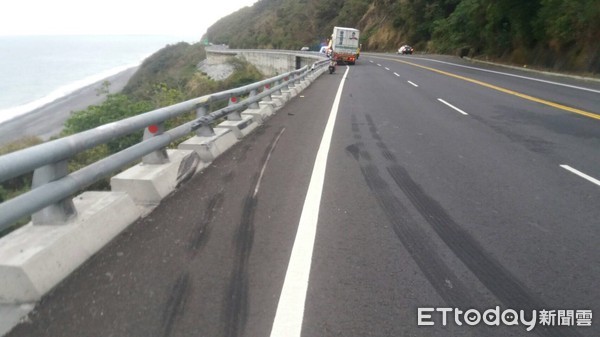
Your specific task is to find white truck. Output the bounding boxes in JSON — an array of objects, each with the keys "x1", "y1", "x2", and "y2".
[{"x1": 330, "y1": 26, "x2": 360, "y2": 65}]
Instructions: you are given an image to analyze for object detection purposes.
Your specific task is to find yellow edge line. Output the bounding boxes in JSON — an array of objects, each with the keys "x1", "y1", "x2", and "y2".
[{"x1": 375, "y1": 56, "x2": 600, "y2": 121}]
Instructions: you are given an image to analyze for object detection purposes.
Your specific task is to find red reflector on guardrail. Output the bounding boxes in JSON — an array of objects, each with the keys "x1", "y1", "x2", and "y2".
[{"x1": 148, "y1": 125, "x2": 159, "y2": 134}]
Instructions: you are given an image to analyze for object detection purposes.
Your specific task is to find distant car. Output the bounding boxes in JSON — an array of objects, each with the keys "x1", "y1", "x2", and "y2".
[
  {"x1": 300, "y1": 46, "x2": 310, "y2": 51},
  {"x1": 398, "y1": 45, "x2": 414, "y2": 55}
]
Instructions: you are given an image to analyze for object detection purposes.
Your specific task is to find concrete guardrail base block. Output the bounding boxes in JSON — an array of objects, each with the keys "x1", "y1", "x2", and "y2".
[
  {"x1": 284, "y1": 89, "x2": 297, "y2": 99},
  {"x1": 241, "y1": 105, "x2": 274, "y2": 124},
  {"x1": 296, "y1": 80, "x2": 309, "y2": 90},
  {"x1": 0, "y1": 191, "x2": 140, "y2": 304},
  {"x1": 259, "y1": 99, "x2": 283, "y2": 112},
  {"x1": 215, "y1": 115, "x2": 259, "y2": 140},
  {"x1": 111, "y1": 149, "x2": 201, "y2": 206},
  {"x1": 177, "y1": 128, "x2": 238, "y2": 163},
  {"x1": 272, "y1": 92, "x2": 291, "y2": 105}
]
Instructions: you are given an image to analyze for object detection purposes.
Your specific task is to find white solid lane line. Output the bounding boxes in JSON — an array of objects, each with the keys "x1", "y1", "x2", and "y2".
[
  {"x1": 560, "y1": 165, "x2": 600, "y2": 187},
  {"x1": 408, "y1": 81, "x2": 419, "y2": 87},
  {"x1": 437, "y1": 98, "x2": 469, "y2": 115},
  {"x1": 270, "y1": 66, "x2": 350, "y2": 337}
]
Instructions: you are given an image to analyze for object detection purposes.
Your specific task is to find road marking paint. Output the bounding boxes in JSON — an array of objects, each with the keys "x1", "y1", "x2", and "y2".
[
  {"x1": 394, "y1": 72, "x2": 400, "y2": 77},
  {"x1": 372, "y1": 56, "x2": 600, "y2": 121},
  {"x1": 254, "y1": 128, "x2": 286, "y2": 197},
  {"x1": 385, "y1": 67, "x2": 390, "y2": 70},
  {"x1": 438, "y1": 98, "x2": 469, "y2": 115},
  {"x1": 270, "y1": 66, "x2": 350, "y2": 337},
  {"x1": 416, "y1": 57, "x2": 600, "y2": 94},
  {"x1": 369, "y1": 60, "x2": 374, "y2": 63},
  {"x1": 377, "y1": 64, "x2": 382, "y2": 67},
  {"x1": 408, "y1": 81, "x2": 419, "y2": 87},
  {"x1": 560, "y1": 165, "x2": 600, "y2": 187}
]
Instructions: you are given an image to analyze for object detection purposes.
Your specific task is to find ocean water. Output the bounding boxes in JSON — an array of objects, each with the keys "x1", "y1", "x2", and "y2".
[{"x1": 0, "y1": 35, "x2": 194, "y2": 124}]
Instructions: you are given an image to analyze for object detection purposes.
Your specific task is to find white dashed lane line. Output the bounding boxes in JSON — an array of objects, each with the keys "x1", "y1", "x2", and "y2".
[
  {"x1": 385, "y1": 67, "x2": 390, "y2": 71},
  {"x1": 437, "y1": 98, "x2": 469, "y2": 116},
  {"x1": 560, "y1": 165, "x2": 600, "y2": 187},
  {"x1": 407, "y1": 81, "x2": 419, "y2": 87},
  {"x1": 394, "y1": 72, "x2": 400, "y2": 77}
]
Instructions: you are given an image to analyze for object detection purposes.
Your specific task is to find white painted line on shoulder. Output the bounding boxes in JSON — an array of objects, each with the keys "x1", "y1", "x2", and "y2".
[
  {"x1": 418, "y1": 57, "x2": 600, "y2": 94},
  {"x1": 408, "y1": 81, "x2": 419, "y2": 87},
  {"x1": 270, "y1": 66, "x2": 350, "y2": 337},
  {"x1": 438, "y1": 98, "x2": 469, "y2": 115},
  {"x1": 394, "y1": 72, "x2": 400, "y2": 77},
  {"x1": 560, "y1": 165, "x2": 600, "y2": 187},
  {"x1": 254, "y1": 128, "x2": 285, "y2": 198}
]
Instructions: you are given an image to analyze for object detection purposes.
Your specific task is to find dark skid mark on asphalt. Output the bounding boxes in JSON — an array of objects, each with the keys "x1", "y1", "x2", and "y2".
[
  {"x1": 160, "y1": 272, "x2": 191, "y2": 337},
  {"x1": 188, "y1": 192, "x2": 225, "y2": 257},
  {"x1": 470, "y1": 113, "x2": 555, "y2": 155},
  {"x1": 347, "y1": 114, "x2": 476, "y2": 309},
  {"x1": 387, "y1": 165, "x2": 580, "y2": 337},
  {"x1": 360, "y1": 113, "x2": 579, "y2": 337},
  {"x1": 222, "y1": 127, "x2": 285, "y2": 337}
]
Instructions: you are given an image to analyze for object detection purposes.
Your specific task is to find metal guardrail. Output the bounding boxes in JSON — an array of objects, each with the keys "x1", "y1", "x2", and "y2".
[{"x1": 0, "y1": 58, "x2": 329, "y2": 231}]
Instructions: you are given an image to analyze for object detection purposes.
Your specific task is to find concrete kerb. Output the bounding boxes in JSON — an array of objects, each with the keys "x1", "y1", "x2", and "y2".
[
  {"x1": 241, "y1": 104, "x2": 274, "y2": 124},
  {"x1": 272, "y1": 91, "x2": 291, "y2": 105},
  {"x1": 260, "y1": 97, "x2": 284, "y2": 111},
  {"x1": 0, "y1": 191, "x2": 140, "y2": 304},
  {"x1": 215, "y1": 115, "x2": 259, "y2": 140},
  {"x1": 178, "y1": 128, "x2": 239, "y2": 164},
  {"x1": 111, "y1": 149, "x2": 202, "y2": 206}
]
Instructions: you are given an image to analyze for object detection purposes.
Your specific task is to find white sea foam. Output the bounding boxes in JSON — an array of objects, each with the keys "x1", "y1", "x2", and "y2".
[{"x1": 0, "y1": 63, "x2": 139, "y2": 125}]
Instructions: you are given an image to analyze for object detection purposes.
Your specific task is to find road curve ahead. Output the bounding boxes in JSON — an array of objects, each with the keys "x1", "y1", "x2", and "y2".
[{"x1": 6, "y1": 54, "x2": 600, "y2": 337}]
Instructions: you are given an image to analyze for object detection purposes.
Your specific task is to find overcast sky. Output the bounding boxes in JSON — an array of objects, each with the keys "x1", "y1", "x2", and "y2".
[{"x1": 0, "y1": 0, "x2": 258, "y2": 39}]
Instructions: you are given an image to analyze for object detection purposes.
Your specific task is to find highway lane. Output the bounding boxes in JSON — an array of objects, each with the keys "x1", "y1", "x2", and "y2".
[
  {"x1": 5, "y1": 72, "x2": 343, "y2": 337},
  {"x1": 300, "y1": 55, "x2": 599, "y2": 336},
  {"x1": 6, "y1": 55, "x2": 599, "y2": 337}
]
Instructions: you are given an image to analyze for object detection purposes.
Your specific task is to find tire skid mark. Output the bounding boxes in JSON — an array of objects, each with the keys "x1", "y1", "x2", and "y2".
[
  {"x1": 188, "y1": 192, "x2": 225, "y2": 257},
  {"x1": 223, "y1": 186, "x2": 258, "y2": 337},
  {"x1": 223, "y1": 127, "x2": 285, "y2": 337},
  {"x1": 160, "y1": 272, "x2": 191, "y2": 337},
  {"x1": 348, "y1": 115, "x2": 476, "y2": 308},
  {"x1": 353, "y1": 113, "x2": 581, "y2": 336},
  {"x1": 387, "y1": 166, "x2": 579, "y2": 337}
]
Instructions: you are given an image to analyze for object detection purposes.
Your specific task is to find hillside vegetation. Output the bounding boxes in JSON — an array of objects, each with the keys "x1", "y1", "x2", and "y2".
[
  {"x1": 0, "y1": 42, "x2": 264, "y2": 223},
  {"x1": 205, "y1": 0, "x2": 600, "y2": 74}
]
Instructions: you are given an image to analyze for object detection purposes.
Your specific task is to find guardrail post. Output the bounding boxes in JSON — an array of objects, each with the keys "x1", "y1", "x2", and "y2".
[
  {"x1": 142, "y1": 123, "x2": 169, "y2": 164},
  {"x1": 249, "y1": 89, "x2": 260, "y2": 109},
  {"x1": 263, "y1": 84, "x2": 272, "y2": 101},
  {"x1": 227, "y1": 96, "x2": 242, "y2": 121},
  {"x1": 283, "y1": 76, "x2": 290, "y2": 91},
  {"x1": 195, "y1": 105, "x2": 215, "y2": 137},
  {"x1": 31, "y1": 160, "x2": 76, "y2": 225}
]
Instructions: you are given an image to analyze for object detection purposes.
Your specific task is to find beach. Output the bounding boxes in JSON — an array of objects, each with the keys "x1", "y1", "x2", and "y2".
[{"x1": 0, "y1": 66, "x2": 138, "y2": 145}]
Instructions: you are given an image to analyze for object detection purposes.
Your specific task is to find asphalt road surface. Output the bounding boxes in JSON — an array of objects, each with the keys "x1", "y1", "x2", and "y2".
[{"x1": 7, "y1": 54, "x2": 600, "y2": 337}]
